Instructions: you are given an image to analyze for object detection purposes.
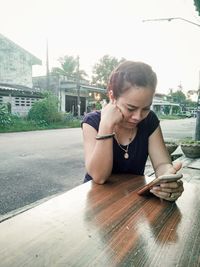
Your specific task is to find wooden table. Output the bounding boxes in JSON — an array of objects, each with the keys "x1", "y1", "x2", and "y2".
[{"x1": 0, "y1": 174, "x2": 200, "y2": 267}]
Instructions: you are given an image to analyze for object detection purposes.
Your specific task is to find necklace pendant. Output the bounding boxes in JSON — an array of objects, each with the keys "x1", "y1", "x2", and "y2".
[{"x1": 124, "y1": 152, "x2": 129, "y2": 159}]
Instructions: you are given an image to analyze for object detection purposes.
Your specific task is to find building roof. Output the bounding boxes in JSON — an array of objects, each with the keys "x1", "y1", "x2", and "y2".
[
  {"x1": 0, "y1": 33, "x2": 42, "y2": 65},
  {"x1": 81, "y1": 85, "x2": 107, "y2": 93},
  {"x1": 153, "y1": 99, "x2": 179, "y2": 106},
  {"x1": 0, "y1": 83, "x2": 42, "y2": 96}
]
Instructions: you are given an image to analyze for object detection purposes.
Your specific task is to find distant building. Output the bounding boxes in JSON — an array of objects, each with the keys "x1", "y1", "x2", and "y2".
[
  {"x1": 33, "y1": 74, "x2": 107, "y2": 116},
  {"x1": 0, "y1": 33, "x2": 42, "y2": 116},
  {"x1": 152, "y1": 93, "x2": 180, "y2": 115}
]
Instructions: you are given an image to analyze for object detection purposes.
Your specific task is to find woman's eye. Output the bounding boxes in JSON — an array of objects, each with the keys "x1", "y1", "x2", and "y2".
[{"x1": 127, "y1": 108, "x2": 136, "y2": 112}]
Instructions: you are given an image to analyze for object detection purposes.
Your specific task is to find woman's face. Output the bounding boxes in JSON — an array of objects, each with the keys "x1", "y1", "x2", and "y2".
[{"x1": 115, "y1": 86, "x2": 154, "y2": 129}]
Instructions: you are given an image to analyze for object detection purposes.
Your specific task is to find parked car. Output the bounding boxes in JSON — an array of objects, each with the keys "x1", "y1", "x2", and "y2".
[
  {"x1": 190, "y1": 110, "x2": 197, "y2": 117},
  {"x1": 178, "y1": 111, "x2": 192, "y2": 118}
]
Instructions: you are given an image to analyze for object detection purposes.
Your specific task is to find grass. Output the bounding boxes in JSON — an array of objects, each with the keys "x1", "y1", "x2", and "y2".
[
  {"x1": 157, "y1": 114, "x2": 189, "y2": 120},
  {"x1": 0, "y1": 113, "x2": 191, "y2": 133},
  {"x1": 0, "y1": 117, "x2": 81, "y2": 133}
]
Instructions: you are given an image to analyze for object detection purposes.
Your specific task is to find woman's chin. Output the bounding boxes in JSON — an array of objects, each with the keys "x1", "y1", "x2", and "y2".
[{"x1": 123, "y1": 121, "x2": 138, "y2": 128}]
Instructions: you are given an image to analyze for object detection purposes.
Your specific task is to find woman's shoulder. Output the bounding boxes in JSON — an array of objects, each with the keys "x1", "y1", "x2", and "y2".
[
  {"x1": 81, "y1": 111, "x2": 101, "y2": 131},
  {"x1": 139, "y1": 110, "x2": 160, "y2": 135},
  {"x1": 146, "y1": 110, "x2": 159, "y2": 121}
]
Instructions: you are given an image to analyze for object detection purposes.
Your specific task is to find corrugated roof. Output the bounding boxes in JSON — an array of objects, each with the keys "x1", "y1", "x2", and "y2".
[{"x1": 0, "y1": 83, "x2": 42, "y2": 96}]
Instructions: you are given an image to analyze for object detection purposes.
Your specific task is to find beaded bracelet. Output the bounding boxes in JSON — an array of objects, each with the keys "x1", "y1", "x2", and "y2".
[{"x1": 96, "y1": 132, "x2": 115, "y2": 140}]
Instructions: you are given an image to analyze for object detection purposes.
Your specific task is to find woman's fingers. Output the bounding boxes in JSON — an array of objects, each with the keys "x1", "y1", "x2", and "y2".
[
  {"x1": 115, "y1": 104, "x2": 124, "y2": 119},
  {"x1": 150, "y1": 189, "x2": 182, "y2": 202},
  {"x1": 150, "y1": 180, "x2": 184, "y2": 201},
  {"x1": 160, "y1": 180, "x2": 183, "y2": 189},
  {"x1": 172, "y1": 162, "x2": 182, "y2": 172}
]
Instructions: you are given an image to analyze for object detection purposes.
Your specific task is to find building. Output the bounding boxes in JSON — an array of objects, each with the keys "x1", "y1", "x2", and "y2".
[
  {"x1": 152, "y1": 93, "x2": 180, "y2": 115},
  {"x1": 33, "y1": 74, "x2": 107, "y2": 116},
  {"x1": 0, "y1": 33, "x2": 42, "y2": 116}
]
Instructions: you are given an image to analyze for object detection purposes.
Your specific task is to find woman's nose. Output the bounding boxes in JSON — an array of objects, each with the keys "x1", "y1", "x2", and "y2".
[{"x1": 131, "y1": 110, "x2": 142, "y2": 121}]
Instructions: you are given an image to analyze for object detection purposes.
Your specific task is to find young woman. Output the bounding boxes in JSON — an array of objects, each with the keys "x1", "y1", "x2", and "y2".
[{"x1": 82, "y1": 60, "x2": 184, "y2": 201}]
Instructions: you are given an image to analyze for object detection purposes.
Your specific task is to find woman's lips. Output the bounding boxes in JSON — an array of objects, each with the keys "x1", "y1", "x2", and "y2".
[
  {"x1": 127, "y1": 121, "x2": 139, "y2": 124},
  {"x1": 126, "y1": 121, "x2": 139, "y2": 126}
]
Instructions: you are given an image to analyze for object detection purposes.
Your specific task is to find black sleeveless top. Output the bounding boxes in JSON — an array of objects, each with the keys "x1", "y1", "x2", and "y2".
[{"x1": 82, "y1": 110, "x2": 159, "y2": 182}]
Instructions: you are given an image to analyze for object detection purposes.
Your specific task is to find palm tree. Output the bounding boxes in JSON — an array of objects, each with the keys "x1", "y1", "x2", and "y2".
[{"x1": 51, "y1": 56, "x2": 88, "y2": 81}]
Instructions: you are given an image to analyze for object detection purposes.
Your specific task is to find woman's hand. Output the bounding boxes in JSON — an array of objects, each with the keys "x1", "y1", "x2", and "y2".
[
  {"x1": 150, "y1": 180, "x2": 184, "y2": 202},
  {"x1": 100, "y1": 101, "x2": 124, "y2": 128},
  {"x1": 150, "y1": 162, "x2": 184, "y2": 202}
]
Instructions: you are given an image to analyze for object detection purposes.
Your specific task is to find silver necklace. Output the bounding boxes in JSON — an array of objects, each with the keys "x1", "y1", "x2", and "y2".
[{"x1": 115, "y1": 134, "x2": 132, "y2": 159}]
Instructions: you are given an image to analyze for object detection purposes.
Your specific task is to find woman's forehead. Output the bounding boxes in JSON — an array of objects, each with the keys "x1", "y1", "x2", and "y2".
[{"x1": 118, "y1": 87, "x2": 154, "y2": 106}]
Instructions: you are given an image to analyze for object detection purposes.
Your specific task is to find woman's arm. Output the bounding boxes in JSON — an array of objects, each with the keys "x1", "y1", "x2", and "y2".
[
  {"x1": 82, "y1": 123, "x2": 114, "y2": 184},
  {"x1": 148, "y1": 126, "x2": 184, "y2": 201},
  {"x1": 82, "y1": 102, "x2": 123, "y2": 184},
  {"x1": 148, "y1": 126, "x2": 172, "y2": 176}
]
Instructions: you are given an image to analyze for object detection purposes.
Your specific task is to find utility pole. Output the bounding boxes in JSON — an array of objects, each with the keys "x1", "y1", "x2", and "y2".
[
  {"x1": 143, "y1": 17, "x2": 200, "y2": 140},
  {"x1": 46, "y1": 39, "x2": 50, "y2": 91},
  {"x1": 76, "y1": 56, "x2": 81, "y2": 118},
  {"x1": 195, "y1": 71, "x2": 200, "y2": 140}
]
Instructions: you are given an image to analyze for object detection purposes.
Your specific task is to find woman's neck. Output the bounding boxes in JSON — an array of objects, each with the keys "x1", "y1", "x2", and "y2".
[{"x1": 114, "y1": 125, "x2": 137, "y2": 145}]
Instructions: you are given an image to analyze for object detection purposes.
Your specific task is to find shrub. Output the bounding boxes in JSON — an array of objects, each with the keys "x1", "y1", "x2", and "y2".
[
  {"x1": 28, "y1": 94, "x2": 61, "y2": 124},
  {"x1": 0, "y1": 104, "x2": 12, "y2": 127}
]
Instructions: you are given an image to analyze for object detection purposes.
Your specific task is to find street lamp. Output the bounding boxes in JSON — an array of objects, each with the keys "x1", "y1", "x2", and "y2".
[
  {"x1": 143, "y1": 17, "x2": 200, "y2": 140},
  {"x1": 142, "y1": 17, "x2": 200, "y2": 28}
]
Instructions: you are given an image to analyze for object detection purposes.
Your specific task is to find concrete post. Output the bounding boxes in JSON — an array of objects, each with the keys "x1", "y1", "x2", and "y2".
[{"x1": 195, "y1": 111, "x2": 200, "y2": 140}]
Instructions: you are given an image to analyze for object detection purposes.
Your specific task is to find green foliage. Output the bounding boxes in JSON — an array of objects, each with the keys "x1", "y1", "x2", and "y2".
[
  {"x1": 0, "y1": 104, "x2": 12, "y2": 127},
  {"x1": 184, "y1": 99, "x2": 197, "y2": 108},
  {"x1": 194, "y1": 0, "x2": 200, "y2": 15},
  {"x1": 92, "y1": 55, "x2": 126, "y2": 88},
  {"x1": 28, "y1": 94, "x2": 61, "y2": 124},
  {"x1": 170, "y1": 90, "x2": 186, "y2": 104},
  {"x1": 51, "y1": 55, "x2": 88, "y2": 81},
  {"x1": 179, "y1": 138, "x2": 200, "y2": 145},
  {"x1": 95, "y1": 102, "x2": 102, "y2": 110},
  {"x1": 0, "y1": 114, "x2": 81, "y2": 133},
  {"x1": 157, "y1": 114, "x2": 184, "y2": 120}
]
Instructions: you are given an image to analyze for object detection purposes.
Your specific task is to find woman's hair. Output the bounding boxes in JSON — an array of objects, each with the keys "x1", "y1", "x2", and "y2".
[{"x1": 107, "y1": 60, "x2": 157, "y2": 98}]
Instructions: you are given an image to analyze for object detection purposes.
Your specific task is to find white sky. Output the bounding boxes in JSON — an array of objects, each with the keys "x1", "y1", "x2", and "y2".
[{"x1": 1, "y1": 0, "x2": 200, "y2": 96}]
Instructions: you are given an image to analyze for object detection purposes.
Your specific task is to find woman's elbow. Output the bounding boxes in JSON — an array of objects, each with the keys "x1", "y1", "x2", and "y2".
[
  {"x1": 92, "y1": 174, "x2": 107, "y2": 184},
  {"x1": 93, "y1": 178, "x2": 106, "y2": 185},
  {"x1": 87, "y1": 171, "x2": 107, "y2": 185}
]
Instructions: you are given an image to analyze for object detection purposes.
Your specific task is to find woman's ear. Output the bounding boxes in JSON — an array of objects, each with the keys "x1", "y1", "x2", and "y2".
[{"x1": 108, "y1": 90, "x2": 115, "y2": 102}]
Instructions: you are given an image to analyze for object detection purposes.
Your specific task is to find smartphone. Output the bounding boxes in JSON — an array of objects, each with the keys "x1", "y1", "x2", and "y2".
[{"x1": 137, "y1": 173, "x2": 183, "y2": 195}]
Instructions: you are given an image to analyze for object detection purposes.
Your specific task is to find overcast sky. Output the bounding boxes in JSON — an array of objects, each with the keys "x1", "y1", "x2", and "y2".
[{"x1": 1, "y1": 0, "x2": 200, "y2": 96}]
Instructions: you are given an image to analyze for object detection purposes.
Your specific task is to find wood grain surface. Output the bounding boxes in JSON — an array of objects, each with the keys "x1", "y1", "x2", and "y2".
[{"x1": 0, "y1": 174, "x2": 199, "y2": 267}]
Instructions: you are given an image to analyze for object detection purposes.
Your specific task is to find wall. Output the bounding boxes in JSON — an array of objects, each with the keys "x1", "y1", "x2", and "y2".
[
  {"x1": 0, "y1": 36, "x2": 36, "y2": 88},
  {"x1": 0, "y1": 94, "x2": 40, "y2": 117}
]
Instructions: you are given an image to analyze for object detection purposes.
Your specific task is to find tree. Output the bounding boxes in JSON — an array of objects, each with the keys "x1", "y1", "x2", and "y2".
[
  {"x1": 28, "y1": 92, "x2": 61, "y2": 124},
  {"x1": 92, "y1": 55, "x2": 126, "y2": 88},
  {"x1": 170, "y1": 90, "x2": 186, "y2": 104},
  {"x1": 51, "y1": 56, "x2": 88, "y2": 81},
  {"x1": 194, "y1": 0, "x2": 200, "y2": 15}
]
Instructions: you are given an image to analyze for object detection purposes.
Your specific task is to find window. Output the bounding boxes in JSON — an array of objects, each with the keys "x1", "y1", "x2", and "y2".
[{"x1": 14, "y1": 97, "x2": 38, "y2": 107}]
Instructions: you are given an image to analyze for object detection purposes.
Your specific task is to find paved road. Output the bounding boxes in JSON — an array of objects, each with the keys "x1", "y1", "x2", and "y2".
[
  {"x1": 160, "y1": 117, "x2": 196, "y2": 141},
  {"x1": 0, "y1": 118, "x2": 196, "y2": 220},
  {"x1": 0, "y1": 128, "x2": 85, "y2": 219}
]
